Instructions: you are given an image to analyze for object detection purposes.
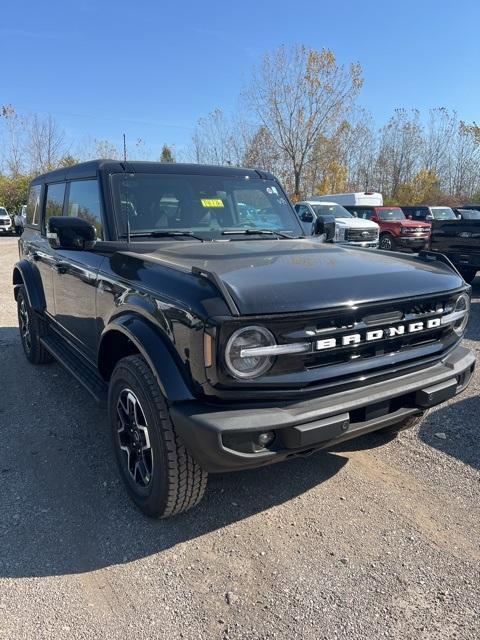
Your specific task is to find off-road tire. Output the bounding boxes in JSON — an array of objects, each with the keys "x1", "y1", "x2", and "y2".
[
  {"x1": 17, "y1": 286, "x2": 54, "y2": 364},
  {"x1": 108, "y1": 354, "x2": 208, "y2": 518},
  {"x1": 377, "y1": 411, "x2": 428, "y2": 436},
  {"x1": 379, "y1": 234, "x2": 395, "y2": 251},
  {"x1": 459, "y1": 268, "x2": 477, "y2": 285}
]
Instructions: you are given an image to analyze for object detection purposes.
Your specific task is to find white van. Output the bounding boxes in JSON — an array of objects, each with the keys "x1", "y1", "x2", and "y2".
[
  {"x1": 314, "y1": 192, "x2": 384, "y2": 207},
  {"x1": 294, "y1": 200, "x2": 379, "y2": 248}
]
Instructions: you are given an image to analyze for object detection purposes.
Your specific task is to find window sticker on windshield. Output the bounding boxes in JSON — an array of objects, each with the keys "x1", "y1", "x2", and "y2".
[
  {"x1": 266, "y1": 187, "x2": 273, "y2": 194},
  {"x1": 201, "y1": 198, "x2": 224, "y2": 208},
  {"x1": 271, "y1": 186, "x2": 278, "y2": 195}
]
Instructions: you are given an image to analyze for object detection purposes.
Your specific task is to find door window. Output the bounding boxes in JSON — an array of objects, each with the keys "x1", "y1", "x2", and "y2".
[
  {"x1": 44, "y1": 183, "x2": 66, "y2": 231},
  {"x1": 26, "y1": 184, "x2": 41, "y2": 227},
  {"x1": 67, "y1": 179, "x2": 104, "y2": 239},
  {"x1": 355, "y1": 208, "x2": 373, "y2": 219}
]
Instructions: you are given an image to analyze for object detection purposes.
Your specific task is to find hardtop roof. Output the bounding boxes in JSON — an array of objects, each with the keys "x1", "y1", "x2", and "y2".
[{"x1": 31, "y1": 160, "x2": 275, "y2": 185}]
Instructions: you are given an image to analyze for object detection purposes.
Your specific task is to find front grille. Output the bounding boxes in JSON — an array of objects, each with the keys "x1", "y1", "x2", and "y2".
[
  {"x1": 346, "y1": 228, "x2": 378, "y2": 242},
  {"x1": 270, "y1": 293, "x2": 459, "y2": 382},
  {"x1": 0, "y1": 219, "x2": 9, "y2": 226},
  {"x1": 402, "y1": 227, "x2": 429, "y2": 234}
]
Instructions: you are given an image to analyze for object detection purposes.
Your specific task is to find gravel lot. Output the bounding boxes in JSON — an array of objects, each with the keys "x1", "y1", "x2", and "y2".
[{"x1": 0, "y1": 236, "x2": 479, "y2": 640}]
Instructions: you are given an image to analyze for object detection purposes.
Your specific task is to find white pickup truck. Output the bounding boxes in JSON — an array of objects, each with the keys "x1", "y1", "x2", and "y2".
[
  {"x1": 0, "y1": 207, "x2": 13, "y2": 235},
  {"x1": 294, "y1": 200, "x2": 379, "y2": 248}
]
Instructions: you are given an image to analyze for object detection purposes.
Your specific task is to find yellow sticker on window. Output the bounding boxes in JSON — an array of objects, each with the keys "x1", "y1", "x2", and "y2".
[{"x1": 201, "y1": 198, "x2": 224, "y2": 208}]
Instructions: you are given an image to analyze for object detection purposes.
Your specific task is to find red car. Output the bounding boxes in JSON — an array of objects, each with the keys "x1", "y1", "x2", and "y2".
[{"x1": 345, "y1": 206, "x2": 430, "y2": 252}]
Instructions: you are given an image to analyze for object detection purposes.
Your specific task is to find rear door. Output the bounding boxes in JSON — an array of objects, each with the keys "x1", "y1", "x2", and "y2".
[{"x1": 25, "y1": 182, "x2": 66, "y2": 318}]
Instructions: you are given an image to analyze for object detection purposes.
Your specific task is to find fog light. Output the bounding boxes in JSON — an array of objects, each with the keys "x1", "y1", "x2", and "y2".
[{"x1": 257, "y1": 431, "x2": 275, "y2": 446}]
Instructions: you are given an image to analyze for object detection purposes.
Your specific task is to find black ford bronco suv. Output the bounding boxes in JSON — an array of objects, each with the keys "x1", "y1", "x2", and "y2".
[{"x1": 14, "y1": 161, "x2": 475, "y2": 518}]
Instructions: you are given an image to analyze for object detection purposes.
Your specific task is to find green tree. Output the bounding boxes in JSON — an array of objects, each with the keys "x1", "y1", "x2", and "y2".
[{"x1": 160, "y1": 144, "x2": 175, "y2": 163}]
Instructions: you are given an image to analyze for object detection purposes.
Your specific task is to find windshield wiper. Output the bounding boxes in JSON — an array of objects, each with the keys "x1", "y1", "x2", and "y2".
[
  {"x1": 125, "y1": 231, "x2": 204, "y2": 242},
  {"x1": 221, "y1": 229, "x2": 298, "y2": 239}
]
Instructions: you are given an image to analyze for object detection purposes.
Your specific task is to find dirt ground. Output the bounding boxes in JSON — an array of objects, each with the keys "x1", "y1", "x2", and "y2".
[{"x1": 0, "y1": 235, "x2": 479, "y2": 640}]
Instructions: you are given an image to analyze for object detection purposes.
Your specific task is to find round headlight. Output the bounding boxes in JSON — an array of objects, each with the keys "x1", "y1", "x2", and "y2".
[
  {"x1": 225, "y1": 326, "x2": 275, "y2": 379},
  {"x1": 452, "y1": 293, "x2": 470, "y2": 336}
]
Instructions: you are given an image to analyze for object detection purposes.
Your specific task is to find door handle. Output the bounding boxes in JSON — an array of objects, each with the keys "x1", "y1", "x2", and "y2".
[{"x1": 54, "y1": 262, "x2": 69, "y2": 274}]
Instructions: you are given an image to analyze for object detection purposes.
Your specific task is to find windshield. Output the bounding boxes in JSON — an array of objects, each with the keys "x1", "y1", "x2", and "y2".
[
  {"x1": 458, "y1": 209, "x2": 480, "y2": 220},
  {"x1": 311, "y1": 203, "x2": 353, "y2": 219},
  {"x1": 0, "y1": 207, "x2": 8, "y2": 217},
  {"x1": 431, "y1": 207, "x2": 456, "y2": 220},
  {"x1": 112, "y1": 173, "x2": 302, "y2": 239},
  {"x1": 377, "y1": 208, "x2": 405, "y2": 221}
]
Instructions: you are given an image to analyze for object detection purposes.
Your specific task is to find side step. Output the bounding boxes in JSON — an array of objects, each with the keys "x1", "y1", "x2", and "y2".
[{"x1": 41, "y1": 331, "x2": 108, "y2": 404}]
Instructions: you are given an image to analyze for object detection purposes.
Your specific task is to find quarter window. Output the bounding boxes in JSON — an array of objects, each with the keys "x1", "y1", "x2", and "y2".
[
  {"x1": 45, "y1": 183, "x2": 66, "y2": 229},
  {"x1": 67, "y1": 180, "x2": 104, "y2": 239},
  {"x1": 26, "y1": 184, "x2": 41, "y2": 226}
]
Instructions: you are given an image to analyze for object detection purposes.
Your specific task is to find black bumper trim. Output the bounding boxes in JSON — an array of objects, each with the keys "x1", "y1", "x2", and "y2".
[{"x1": 170, "y1": 345, "x2": 475, "y2": 472}]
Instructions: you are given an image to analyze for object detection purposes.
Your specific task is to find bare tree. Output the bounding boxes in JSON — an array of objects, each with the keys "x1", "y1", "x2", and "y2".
[
  {"x1": 243, "y1": 44, "x2": 363, "y2": 197},
  {"x1": 191, "y1": 108, "x2": 247, "y2": 166},
  {"x1": 27, "y1": 114, "x2": 68, "y2": 173},
  {"x1": 0, "y1": 105, "x2": 28, "y2": 176},
  {"x1": 375, "y1": 109, "x2": 423, "y2": 198}
]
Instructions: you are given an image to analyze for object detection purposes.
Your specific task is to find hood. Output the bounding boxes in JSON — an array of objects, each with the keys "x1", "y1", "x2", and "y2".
[
  {"x1": 125, "y1": 239, "x2": 463, "y2": 315},
  {"x1": 335, "y1": 218, "x2": 378, "y2": 229}
]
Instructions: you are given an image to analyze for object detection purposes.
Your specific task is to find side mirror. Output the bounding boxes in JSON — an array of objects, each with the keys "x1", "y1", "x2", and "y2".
[
  {"x1": 407, "y1": 214, "x2": 413, "y2": 220},
  {"x1": 456, "y1": 214, "x2": 462, "y2": 220},
  {"x1": 314, "y1": 215, "x2": 335, "y2": 241},
  {"x1": 426, "y1": 214, "x2": 434, "y2": 221},
  {"x1": 300, "y1": 211, "x2": 314, "y2": 223},
  {"x1": 47, "y1": 216, "x2": 96, "y2": 250}
]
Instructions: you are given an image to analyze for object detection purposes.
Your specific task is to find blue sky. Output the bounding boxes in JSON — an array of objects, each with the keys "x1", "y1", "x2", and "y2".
[{"x1": 2, "y1": 0, "x2": 479, "y2": 158}]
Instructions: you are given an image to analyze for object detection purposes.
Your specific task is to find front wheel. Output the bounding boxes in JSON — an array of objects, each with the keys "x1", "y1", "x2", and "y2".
[
  {"x1": 459, "y1": 268, "x2": 477, "y2": 284},
  {"x1": 108, "y1": 355, "x2": 208, "y2": 518},
  {"x1": 379, "y1": 234, "x2": 395, "y2": 251}
]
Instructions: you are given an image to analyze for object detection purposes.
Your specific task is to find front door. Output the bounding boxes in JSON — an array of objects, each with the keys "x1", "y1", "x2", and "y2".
[{"x1": 51, "y1": 179, "x2": 106, "y2": 362}]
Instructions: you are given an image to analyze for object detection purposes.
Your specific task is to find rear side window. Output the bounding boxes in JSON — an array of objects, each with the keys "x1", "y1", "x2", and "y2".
[
  {"x1": 355, "y1": 208, "x2": 373, "y2": 219},
  {"x1": 67, "y1": 179, "x2": 104, "y2": 239},
  {"x1": 45, "y1": 183, "x2": 66, "y2": 230},
  {"x1": 26, "y1": 184, "x2": 41, "y2": 226}
]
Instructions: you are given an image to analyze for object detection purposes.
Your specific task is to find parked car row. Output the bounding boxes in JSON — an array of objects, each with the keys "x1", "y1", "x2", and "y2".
[
  {"x1": 294, "y1": 191, "x2": 480, "y2": 257},
  {"x1": 0, "y1": 205, "x2": 27, "y2": 235}
]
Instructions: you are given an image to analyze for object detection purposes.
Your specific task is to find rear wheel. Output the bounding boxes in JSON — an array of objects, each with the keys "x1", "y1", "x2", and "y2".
[
  {"x1": 108, "y1": 355, "x2": 208, "y2": 518},
  {"x1": 17, "y1": 286, "x2": 54, "y2": 364},
  {"x1": 376, "y1": 411, "x2": 427, "y2": 436},
  {"x1": 379, "y1": 234, "x2": 395, "y2": 251},
  {"x1": 459, "y1": 268, "x2": 477, "y2": 284}
]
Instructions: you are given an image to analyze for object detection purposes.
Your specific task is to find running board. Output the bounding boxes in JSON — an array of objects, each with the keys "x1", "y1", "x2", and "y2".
[{"x1": 41, "y1": 331, "x2": 108, "y2": 404}]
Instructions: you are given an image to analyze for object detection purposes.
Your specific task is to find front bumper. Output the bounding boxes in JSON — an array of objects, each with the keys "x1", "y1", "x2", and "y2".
[
  {"x1": 171, "y1": 345, "x2": 475, "y2": 472},
  {"x1": 397, "y1": 235, "x2": 429, "y2": 248},
  {"x1": 339, "y1": 240, "x2": 379, "y2": 248}
]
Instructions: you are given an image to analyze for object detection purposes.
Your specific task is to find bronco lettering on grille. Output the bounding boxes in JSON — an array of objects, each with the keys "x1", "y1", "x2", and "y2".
[{"x1": 316, "y1": 317, "x2": 441, "y2": 350}]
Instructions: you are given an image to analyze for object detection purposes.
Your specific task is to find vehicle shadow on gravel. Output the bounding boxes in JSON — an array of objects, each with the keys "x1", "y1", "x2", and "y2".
[
  {"x1": 418, "y1": 395, "x2": 480, "y2": 471},
  {"x1": 0, "y1": 330, "x2": 348, "y2": 579}
]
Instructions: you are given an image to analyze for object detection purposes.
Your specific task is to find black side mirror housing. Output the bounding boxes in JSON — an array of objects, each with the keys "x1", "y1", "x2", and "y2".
[
  {"x1": 47, "y1": 216, "x2": 96, "y2": 250},
  {"x1": 300, "y1": 211, "x2": 314, "y2": 223},
  {"x1": 313, "y1": 215, "x2": 336, "y2": 241}
]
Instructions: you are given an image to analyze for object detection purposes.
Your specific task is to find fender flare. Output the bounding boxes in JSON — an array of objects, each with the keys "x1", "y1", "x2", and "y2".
[
  {"x1": 98, "y1": 314, "x2": 195, "y2": 404},
  {"x1": 12, "y1": 259, "x2": 46, "y2": 312}
]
